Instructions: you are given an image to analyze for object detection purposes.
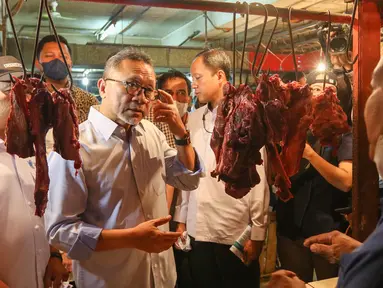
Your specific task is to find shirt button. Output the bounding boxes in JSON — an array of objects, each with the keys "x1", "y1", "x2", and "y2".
[
  {"x1": 147, "y1": 214, "x2": 152, "y2": 219},
  {"x1": 34, "y1": 225, "x2": 40, "y2": 231},
  {"x1": 154, "y1": 264, "x2": 158, "y2": 268},
  {"x1": 27, "y1": 201, "x2": 32, "y2": 207}
]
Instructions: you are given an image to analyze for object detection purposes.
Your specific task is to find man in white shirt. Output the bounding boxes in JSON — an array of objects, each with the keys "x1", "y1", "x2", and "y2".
[
  {"x1": 44, "y1": 49, "x2": 203, "y2": 288},
  {"x1": 174, "y1": 49, "x2": 269, "y2": 288},
  {"x1": 0, "y1": 56, "x2": 68, "y2": 288}
]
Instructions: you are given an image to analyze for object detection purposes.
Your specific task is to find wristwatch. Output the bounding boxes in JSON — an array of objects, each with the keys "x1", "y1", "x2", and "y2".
[{"x1": 174, "y1": 130, "x2": 191, "y2": 146}]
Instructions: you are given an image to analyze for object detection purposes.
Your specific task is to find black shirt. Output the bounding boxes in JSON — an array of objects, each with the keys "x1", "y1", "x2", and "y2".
[{"x1": 277, "y1": 132, "x2": 353, "y2": 239}]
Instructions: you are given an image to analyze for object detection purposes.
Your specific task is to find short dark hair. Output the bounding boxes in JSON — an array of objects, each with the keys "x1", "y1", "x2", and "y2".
[
  {"x1": 157, "y1": 70, "x2": 192, "y2": 95},
  {"x1": 193, "y1": 48, "x2": 231, "y2": 81},
  {"x1": 103, "y1": 48, "x2": 153, "y2": 78},
  {"x1": 36, "y1": 35, "x2": 72, "y2": 60}
]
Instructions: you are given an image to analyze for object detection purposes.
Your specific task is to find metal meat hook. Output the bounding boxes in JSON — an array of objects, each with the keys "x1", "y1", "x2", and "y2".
[
  {"x1": 255, "y1": 4, "x2": 279, "y2": 77},
  {"x1": 287, "y1": 6, "x2": 299, "y2": 81},
  {"x1": 240, "y1": 1, "x2": 250, "y2": 84},
  {"x1": 4, "y1": 0, "x2": 27, "y2": 79},
  {"x1": 323, "y1": 10, "x2": 331, "y2": 90},
  {"x1": 31, "y1": 0, "x2": 45, "y2": 77},
  {"x1": 44, "y1": 0, "x2": 73, "y2": 91},
  {"x1": 250, "y1": 2, "x2": 268, "y2": 80}
]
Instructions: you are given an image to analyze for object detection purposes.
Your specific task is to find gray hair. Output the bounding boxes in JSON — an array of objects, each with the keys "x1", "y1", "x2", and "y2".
[
  {"x1": 193, "y1": 48, "x2": 231, "y2": 81},
  {"x1": 103, "y1": 48, "x2": 153, "y2": 78}
]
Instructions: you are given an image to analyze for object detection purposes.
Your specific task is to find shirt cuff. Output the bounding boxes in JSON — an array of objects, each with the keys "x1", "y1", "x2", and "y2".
[
  {"x1": 250, "y1": 225, "x2": 267, "y2": 241},
  {"x1": 173, "y1": 205, "x2": 187, "y2": 223},
  {"x1": 67, "y1": 225, "x2": 103, "y2": 261},
  {"x1": 170, "y1": 148, "x2": 205, "y2": 177}
]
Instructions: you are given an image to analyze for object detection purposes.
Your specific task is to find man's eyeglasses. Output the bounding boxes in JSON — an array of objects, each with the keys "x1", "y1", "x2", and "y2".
[{"x1": 105, "y1": 78, "x2": 156, "y2": 101}]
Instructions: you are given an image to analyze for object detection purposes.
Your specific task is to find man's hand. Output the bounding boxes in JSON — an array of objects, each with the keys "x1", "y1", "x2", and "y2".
[
  {"x1": 267, "y1": 270, "x2": 306, "y2": 288},
  {"x1": 152, "y1": 89, "x2": 187, "y2": 138},
  {"x1": 0, "y1": 280, "x2": 8, "y2": 288},
  {"x1": 302, "y1": 143, "x2": 316, "y2": 161},
  {"x1": 176, "y1": 223, "x2": 187, "y2": 244},
  {"x1": 303, "y1": 230, "x2": 362, "y2": 264},
  {"x1": 43, "y1": 257, "x2": 69, "y2": 288},
  {"x1": 243, "y1": 240, "x2": 263, "y2": 266},
  {"x1": 132, "y1": 215, "x2": 182, "y2": 253},
  {"x1": 62, "y1": 253, "x2": 72, "y2": 273}
]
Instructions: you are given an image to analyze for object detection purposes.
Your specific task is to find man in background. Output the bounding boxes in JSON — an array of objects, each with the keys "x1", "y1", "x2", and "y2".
[
  {"x1": 175, "y1": 48, "x2": 269, "y2": 288},
  {"x1": 35, "y1": 34, "x2": 98, "y2": 124}
]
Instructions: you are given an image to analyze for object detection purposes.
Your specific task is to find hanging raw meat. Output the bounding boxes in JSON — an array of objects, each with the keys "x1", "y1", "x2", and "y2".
[
  {"x1": 211, "y1": 83, "x2": 266, "y2": 199},
  {"x1": 280, "y1": 81, "x2": 313, "y2": 177},
  {"x1": 5, "y1": 77, "x2": 81, "y2": 216},
  {"x1": 311, "y1": 86, "x2": 350, "y2": 149},
  {"x1": 256, "y1": 74, "x2": 293, "y2": 202}
]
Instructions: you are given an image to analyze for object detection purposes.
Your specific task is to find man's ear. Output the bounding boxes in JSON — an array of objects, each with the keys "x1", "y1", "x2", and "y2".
[
  {"x1": 34, "y1": 59, "x2": 43, "y2": 73},
  {"x1": 98, "y1": 78, "x2": 107, "y2": 99},
  {"x1": 216, "y1": 70, "x2": 227, "y2": 84}
]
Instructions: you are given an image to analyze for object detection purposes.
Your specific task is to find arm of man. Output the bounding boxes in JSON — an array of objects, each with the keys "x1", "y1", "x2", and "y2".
[
  {"x1": 243, "y1": 148, "x2": 270, "y2": 265},
  {"x1": 303, "y1": 133, "x2": 353, "y2": 192},
  {"x1": 45, "y1": 153, "x2": 181, "y2": 261}
]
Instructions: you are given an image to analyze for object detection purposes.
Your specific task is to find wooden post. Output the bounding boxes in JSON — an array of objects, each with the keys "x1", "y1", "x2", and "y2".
[{"x1": 352, "y1": 0, "x2": 381, "y2": 242}]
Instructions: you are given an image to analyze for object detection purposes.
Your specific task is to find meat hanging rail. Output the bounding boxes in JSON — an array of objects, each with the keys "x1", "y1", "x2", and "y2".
[
  {"x1": 66, "y1": 0, "x2": 351, "y2": 24},
  {"x1": 64, "y1": 0, "x2": 380, "y2": 241}
]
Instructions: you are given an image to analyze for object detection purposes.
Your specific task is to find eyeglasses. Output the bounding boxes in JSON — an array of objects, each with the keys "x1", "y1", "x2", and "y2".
[{"x1": 105, "y1": 78, "x2": 157, "y2": 101}]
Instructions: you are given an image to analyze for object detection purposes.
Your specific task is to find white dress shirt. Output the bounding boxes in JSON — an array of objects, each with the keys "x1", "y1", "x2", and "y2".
[
  {"x1": 174, "y1": 106, "x2": 270, "y2": 244},
  {"x1": 0, "y1": 139, "x2": 50, "y2": 288},
  {"x1": 44, "y1": 107, "x2": 203, "y2": 288}
]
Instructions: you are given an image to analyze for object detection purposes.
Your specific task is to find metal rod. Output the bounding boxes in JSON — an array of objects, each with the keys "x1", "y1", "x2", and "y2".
[
  {"x1": 232, "y1": 7, "x2": 236, "y2": 86},
  {"x1": 119, "y1": 7, "x2": 150, "y2": 35},
  {"x1": 287, "y1": 7, "x2": 298, "y2": 81},
  {"x1": 345, "y1": 0, "x2": 358, "y2": 65},
  {"x1": 251, "y1": 3, "x2": 268, "y2": 78},
  {"x1": 240, "y1": 2, "x2": 249, "y2": 84},
  {"x1": 204, "y1": 11, "x2": 208, "y2": 48},
  {"x1": 44, "y1": 0, "x2": 73, "y2": 89},
  {"x1": 323, "y1": 10, "x2": 331, "y2": 90},
  {"x1": 256, "y1": 4, "x2": 278, "y2": 76},
  {"x1": 4, "y1": 0, "x2": 27, "y2": 78},
  {"x1": 66, "y1": 0, "x2": 352, "y2": 24},
  {"x1": 31, "y1": 0, "x2": 44, "y2": 76},
  {"x1": 2, "y1": 3, "x2": 7, "y2": 55}
]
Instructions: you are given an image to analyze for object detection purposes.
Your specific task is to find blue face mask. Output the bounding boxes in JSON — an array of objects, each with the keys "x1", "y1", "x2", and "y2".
[{"x1": 41, "y1": 59, "x2": 69, "y2": 81}]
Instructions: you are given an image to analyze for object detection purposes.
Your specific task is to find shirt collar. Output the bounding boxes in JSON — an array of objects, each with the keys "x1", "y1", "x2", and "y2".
[{"x1": 88, "y1": 106, "x2": 146, "y2": 141}]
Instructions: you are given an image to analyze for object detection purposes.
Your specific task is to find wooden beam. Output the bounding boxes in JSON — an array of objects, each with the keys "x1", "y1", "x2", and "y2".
[{"x1": 352, "y1": 0, "x2": 381, "y2": 242}]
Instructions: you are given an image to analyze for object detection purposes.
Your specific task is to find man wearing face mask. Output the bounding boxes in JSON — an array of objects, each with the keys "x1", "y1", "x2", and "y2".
[
  {"x1": 268, "y1": 56, "x2": 383, "y2": 288},
  {"x1": 35, "y1": 35, "x2": 99, "y2": 124},
  {"x1": 44, "y1": 48, "x2": 203, "y2": 288}
]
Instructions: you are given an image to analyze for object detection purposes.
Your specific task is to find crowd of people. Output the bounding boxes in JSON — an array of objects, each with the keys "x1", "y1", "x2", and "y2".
[{"x1": 0, "y1": 33, "x2": 382, "y2": 288}]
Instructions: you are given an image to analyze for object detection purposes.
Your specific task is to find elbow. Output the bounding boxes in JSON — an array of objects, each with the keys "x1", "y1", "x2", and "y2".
[{"x1": 341, "y1": 179, "x2": 353, "y2": 193}]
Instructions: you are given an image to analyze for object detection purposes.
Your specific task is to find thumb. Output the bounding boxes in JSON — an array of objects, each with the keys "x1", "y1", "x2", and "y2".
[
  {"x1": 310, "y1": 243, "x2": 332, "y2": 256},
  {"x1": 153, "y1": 215, "x2": 172, "y2": 227}
]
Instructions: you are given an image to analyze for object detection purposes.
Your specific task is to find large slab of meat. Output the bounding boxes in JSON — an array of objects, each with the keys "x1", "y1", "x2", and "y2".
[
  {"x1": 5, "y1": 76, "x2": 81, "y2": 216},
  {"x1": 311, "y1": 86, "x2": 350, "y2": 149},
  {"x1": 211, "y1": 82, "x2": 266, "y2": 199}
]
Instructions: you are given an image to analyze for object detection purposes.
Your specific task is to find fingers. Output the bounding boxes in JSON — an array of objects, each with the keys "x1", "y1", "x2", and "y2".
[
  {"x1": 304, "y1": 231, "x2": 335, "y2": 247},
  {"x1": 273, "y1": 270, "x2": 297, "y2": 278},
  {"x1": 309, "y1": 243, "x2": 333, "y2": 257},
  {"x1": 153, "y1": 109, "x2": 174, "y2": 122},
  {"x1": 157, "y1": 89, "x2": 174, "y2": 104},
  {"x1": 153, "y1": 215, "x2": 172, "y2": 227}
]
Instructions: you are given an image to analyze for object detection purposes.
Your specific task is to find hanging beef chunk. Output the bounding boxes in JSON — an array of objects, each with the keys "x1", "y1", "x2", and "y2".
[
  {"x1": 280, "y1": 81, "x2": 313, "y2": 177},
  {"x1": 5, "y1": 77, "x2": 34, "y2": 158},
  {"x1": 211, "y1": 82, "x2": 266, "y2": 199},
  {"x1": 310, "y1": 86, "x2": 350, "y2": 150},
  {"x1": 51, "y1": 88, "x2": 82, "y2": 171}
]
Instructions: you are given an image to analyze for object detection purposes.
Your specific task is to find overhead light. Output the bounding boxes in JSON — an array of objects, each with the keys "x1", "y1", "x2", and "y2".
[
  {"x1": 316, "y1": 62, "x2": 326, "y2": 72},
  {"x1": 100, "y1": 23, "x2": 117, "y2": 41},
  {"x1": 82, "y1": 77, "x2": 89, "y2": 86}
]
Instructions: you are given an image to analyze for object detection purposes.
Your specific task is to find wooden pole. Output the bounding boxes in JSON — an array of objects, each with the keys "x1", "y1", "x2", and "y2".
[{"x1": 352, "y1": 0, "x2": 381, "y2": 242}]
